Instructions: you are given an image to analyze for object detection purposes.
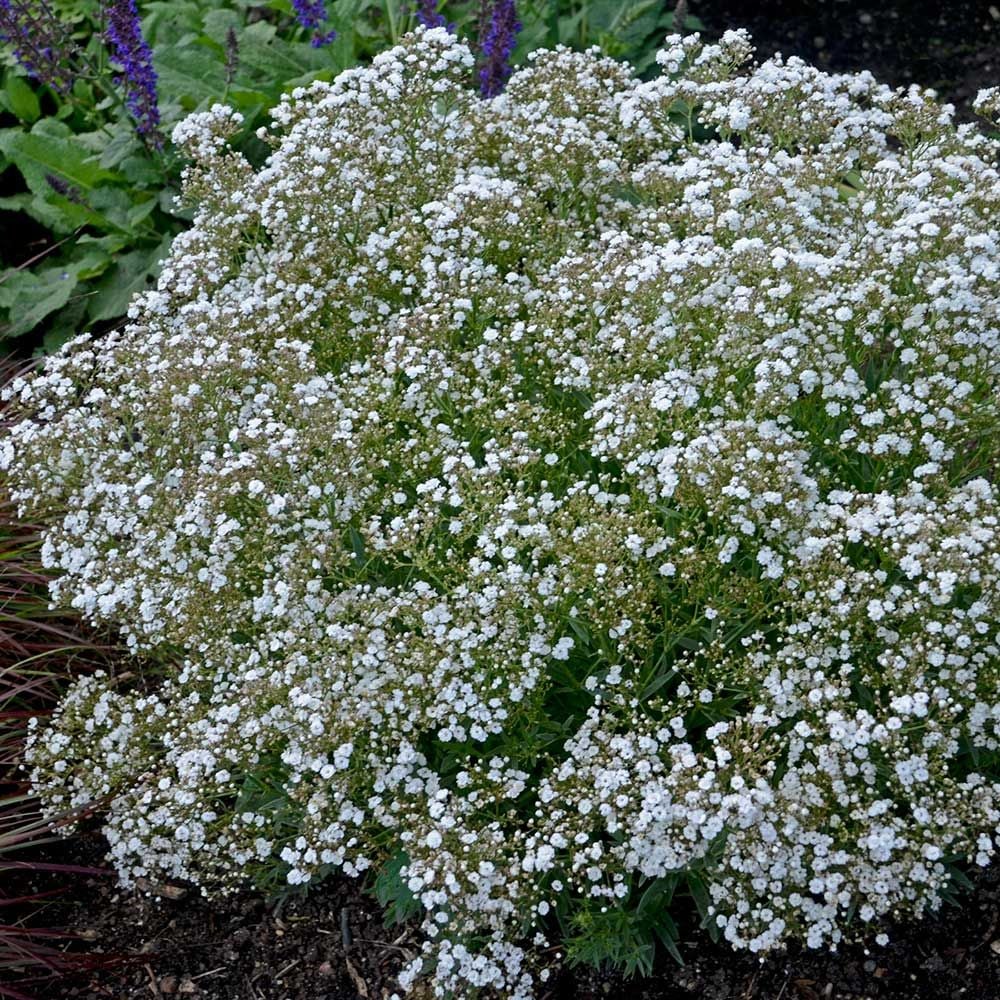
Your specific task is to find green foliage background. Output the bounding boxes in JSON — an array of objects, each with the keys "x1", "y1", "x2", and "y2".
[{"x1": 0, "y1": 0, "x2": 700, "y2": 352}]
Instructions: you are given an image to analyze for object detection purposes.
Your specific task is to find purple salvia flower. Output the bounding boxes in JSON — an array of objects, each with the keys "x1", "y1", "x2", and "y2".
[
  {"x1": 224, "y1": 26, "x2": 239, "y2": 86},
  {"x1": 310, "y1": 28, "x2": 337, "y2": 48},
  {"x1": 415, "y1": 0, "x2": 447, "y2": 29},
  {"x1": 102, "y1": 0, "x2": 161, "y2": 144},
  {"x1": 291, "y1": 0, "x2": 336, "y2": 46},
  {"x1": 478, "y1": 0, "x2": 521, "y2": 99},
  {"x1": 291, "y1": 0, "x2": 325, "y2": 29},
  {"x1": 0, "y1": 0, "x2": 76, "y2": 93},
  {"x1": 45, "y1": 173, "x2": 82, "y2": 203}
]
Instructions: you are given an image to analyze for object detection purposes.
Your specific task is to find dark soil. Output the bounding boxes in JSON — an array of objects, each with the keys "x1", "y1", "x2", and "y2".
[
  {"x1": 5, "y1": 825, "x2": 999, "y2": 1000},
  {"x1": 697, "y1": 0, "x2": 999, "y2": 122}
]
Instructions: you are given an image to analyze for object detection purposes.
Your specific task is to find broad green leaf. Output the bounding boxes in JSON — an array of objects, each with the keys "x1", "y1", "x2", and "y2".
[
  {"x1": 99, "y1": 129, "x2": 145, "y2": 170},
  {"x1": 237, "y1": 24, "x2": 331, "y2": 91},
  {"x1": 41, "y1": 295, "x2": 89, "y2": 354},
  {"x1": 142, "y1": 0, "x2": 205, "y2": 44},
  {"x1": 71, "y1": 78, "x2": 95, "y2": 104},
  {"x1": 158, "y1": 186, "x2": 188, "y2": 218},
  {"x1": 119, "y1": 154, "x2": 164, "y2": 187},
  {"x1": 86, "y1": 234, "x2": 172, "y2": 322},
  {"x1": 5, "y1": 75, "x2": 40, "y2": 123},
  {"x1": 76, "y1": 233, "x2": 129, "y2": 254},
  {"x1": 227, "y1": 88, "x2": 272, "y2": 110},
  {"x1": 0, "y1": 189, "x2": 66, "y2": 233},
  {"x1": 126, "y1": 195, "x2": 158, "y2": 229},
  {"x1": 0, "y1": 250, "x2": 106, "y2": 340},
  {"x1": 89, "y1": 186, "x2": 147, "y2": 233},
  {"x1": 154, "y1": 44, "x2": 227, "y2": 107},
  {"x1": 201, "y1": 7, "x2": 242, "y2": 43},
  {"x1": 0, "y1": 124, "x2": 118, "y2": 194},
  {"x1": 0, "y1": 193, "x2": 34, "y2": 214}
]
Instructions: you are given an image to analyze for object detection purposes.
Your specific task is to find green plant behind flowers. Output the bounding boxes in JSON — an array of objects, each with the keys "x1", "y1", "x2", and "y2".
[{"x1": 0, "y1": 0, "x2": 700, "y2": 352}]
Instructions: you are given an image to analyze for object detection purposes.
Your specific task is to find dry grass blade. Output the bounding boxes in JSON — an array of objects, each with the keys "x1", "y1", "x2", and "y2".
[{"x1": 0, "y1": 355, "x2": 127, "y2": 997}]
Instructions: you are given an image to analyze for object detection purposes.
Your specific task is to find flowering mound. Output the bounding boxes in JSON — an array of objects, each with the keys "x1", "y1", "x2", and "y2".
[{"x1": 4, "y1": 26, "x2": 1000, "y2": 997}]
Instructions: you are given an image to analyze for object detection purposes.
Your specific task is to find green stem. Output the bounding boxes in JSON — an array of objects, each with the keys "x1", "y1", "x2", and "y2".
[{"x1": 383, "y1": 0, "x2": 399, "y2": 44}]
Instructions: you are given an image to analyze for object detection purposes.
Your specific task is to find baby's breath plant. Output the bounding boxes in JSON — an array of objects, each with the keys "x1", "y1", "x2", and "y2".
[{"x1": 4, "y1": 26, "x2": 1000, "y2": 997}]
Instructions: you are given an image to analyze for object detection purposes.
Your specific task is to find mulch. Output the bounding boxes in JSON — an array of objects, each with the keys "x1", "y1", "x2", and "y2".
[
  {"x1": 5, "y1": 826, "x2": 999, "y2": 999},
  {"x1": 697, "y1": 0, "x2": 999, "y2": 122}
]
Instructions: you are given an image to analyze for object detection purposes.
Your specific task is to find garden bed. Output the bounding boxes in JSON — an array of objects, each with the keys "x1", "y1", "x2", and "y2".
[
  {"x1": 700, "y1": 0, "x2": 999, "y2": 122},
  {"x1": 26, "y1": 830, "x2": 1000, "y2": 999},
  {"x1": 3, "y1": 4, "x2": 1000, "y2": 1000}
]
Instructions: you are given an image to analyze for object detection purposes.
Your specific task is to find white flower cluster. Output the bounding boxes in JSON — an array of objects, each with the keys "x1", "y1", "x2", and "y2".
[{"x1": 4, "y1": 26, "x2": 1000, "y2": 997}]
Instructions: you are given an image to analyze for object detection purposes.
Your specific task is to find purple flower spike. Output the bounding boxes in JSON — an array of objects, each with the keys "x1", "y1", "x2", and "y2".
[
  {"x1": 292, "y1": 0, "x2": 325, "y2": 31},
  {"x1": 478, "y1": 0, "x2": 521, "y2": 99},
  {"x1": 415, "y1": 0, "x2": 448, "y2": 29},
  {"x1": 310, "y1": 28, "x2": 338, "y2": 48},
  {"x1": 291, "y1": 0, "x2": 336, "y2": 47},
  {"x1": 0, "y1": 0, "x2": 76, "y2": 93},
  {"x1": 102, "y1": 0, "x2": 161, "y2": 143}
]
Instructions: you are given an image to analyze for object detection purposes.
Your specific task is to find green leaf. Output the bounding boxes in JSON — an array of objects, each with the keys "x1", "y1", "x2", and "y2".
[
  {"x1": 653, "y1": 914, "x2": 684, "y2": 965},
  {"x1": 0, "y1": 250, "x2": 105, "y2": 341},
  {"x1": 373, "y1": 850, "x2": 420, "y2": 925},
  {"x1": 86, "y1": 234, "x2": 172, "y2": 323},
  {"x1": 200, "y1": 7, "x2": 242, "y2": 43},
  {"x1": 236, "y1": 23, "x2": 331, "y2": 92},
  {"x1": 0, "y1": 124, "x2": 119, "y2": 194},
  {"x1": 119, "y1": 154, "x2": 164, "y2": 187},
  {"x1": 687, "y1": 874, "x2": 720, "y2": 942},
  {"x1": 153, "y1": 43, "x2": 228, "y2": 107},
  {"x1": 42, "y1": 191, "x2": 115, "y2": 232},
  {"x1": 85, "y1": 186, "x2": 156, "y2": 235},
  {"x1": 158, "y1": 186, "x2": 188, "y2": 218},
  {"x1": 142, "y1": 0, "x2": 205, "y2": 44},
  {"x1": 0, "y1": 193, "x2": 34, "y2": 214},
  {"x1": 41, "y1": 295, "x2": 89, "y2": 353},
  {"x1": 641, "y1": 668, "x2": 677, "y2": 700},
  {"x1": 5, "y1": 75, "x2": 40, "y2": 123},
  {"x1": 637, "y1": 875, "x2": 677, "y2": 918},
  {"x1": 546, "y1": 0, "x2": 560, "y2": 47},
  {"x1": 347, "y1": 525, "x2": 366, "y2": 566},
  {"x1": 227, "y1": 88, "x2": 272, "y2": 111},
  {"x1": 76, "y1": 233, "x2": 129, "y2": 254},
  {"x1": 99, "y1": 129, "x2": 145, "y2": 170}
]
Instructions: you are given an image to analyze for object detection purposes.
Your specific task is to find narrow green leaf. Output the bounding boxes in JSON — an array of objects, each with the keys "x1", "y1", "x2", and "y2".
[
  {"x1": 687, "y1": 874, "x2": 721, "y2": 942},
  {"x1": 641, "y1": 668, "x2": 677, "y2": 700},
  {"x1": 653, "y1": 915, "x2": 685, "y2": 965},
  {"x1": 347, "y1": 525, "x2": 367, "y2": 566}
]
